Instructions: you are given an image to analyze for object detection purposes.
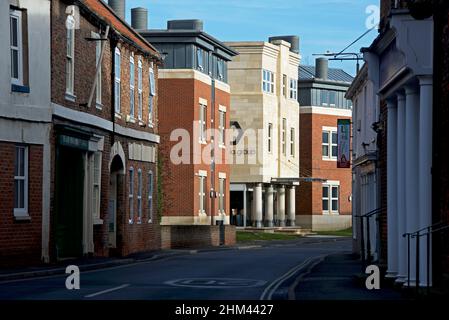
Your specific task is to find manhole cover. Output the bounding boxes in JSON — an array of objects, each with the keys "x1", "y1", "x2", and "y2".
[{"x1": 165, "y1": 278, "x2": 267, "y2": 288}]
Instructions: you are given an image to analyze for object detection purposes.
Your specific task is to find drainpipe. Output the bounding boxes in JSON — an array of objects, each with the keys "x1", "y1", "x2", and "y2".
[{"x1": 211, "y1": 76, "x2": 216, "y2": 226}]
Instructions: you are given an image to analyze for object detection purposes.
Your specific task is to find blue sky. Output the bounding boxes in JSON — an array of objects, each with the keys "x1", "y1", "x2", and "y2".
[{"x1": 124, "y1": 0, "x2": 379, "y2": 76}]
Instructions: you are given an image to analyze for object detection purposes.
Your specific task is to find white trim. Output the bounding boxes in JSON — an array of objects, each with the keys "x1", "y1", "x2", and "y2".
[
  {"x1": 198, "y1": 170, "x2": 208, "y2": 177},
  {"x1": 158, "y1": 69, "x2": 212, "y2": 86},
  {"x1": 218, "y1": 105, "x2": 227, "y2": 112},
  {"x1": 215, "y1": 79, "x2": 230, "y2": 93},
  {"x1": 300, "y1": 106, "x2": 352, "y2": 117},
  {"x1": 326, "y1": 180, "x2": 340, "y2": 185},
  {"x1": 66, "y1": 23, "x2": 75, "y2": 95},
  {"x1": 128, "y1": 167, "x2": 134, "y2": 224},
  {"x1": 137, "y1": 168, "x2": 142, "y2": 224},
  {"x1": 129, "y1": 55, "x2": 135, "y2": 119},
  {"x1": 322, "y1": 128, "x2": 337, "y2": 161},
  {"x1": 114, "y1": 47, "x2": 121, "y2": 113},
  {"x1": 10, "y1": 9, "x2": 23, "y2": 86},
  {"x1": 199, "y1": 97, "x2": 208, "y2": 106},
  {"x1": 147, "y1": 170, "x2": 154, "y2": 223},
  {"x1": 52, "y1": 103, "x2": 160, "y2": 144},
  {"x1": 218, "y1": 172, "x2": 227, "y2": 179}
]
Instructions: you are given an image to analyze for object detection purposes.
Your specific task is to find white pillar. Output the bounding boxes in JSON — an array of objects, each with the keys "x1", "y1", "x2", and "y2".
[
  {"x1": 404, "y1": 85, "x2": 420, "y2": 286},
  {"x1": 277, "y1": 186, "x2": 286, "y2": 227},
  {"x1": 264, "y1": 185, "x2": 274, "y2": 227},
  {"x1": 396, "y1": 92, "x2": 407, "y2": 283},
  {"x1": 418, "y1": 76, "x2": 433, "y2": 287},
  {"x1": 386, "y1": 97, "x2": 398, "y2": 278},
  {"x1": 286, "y1": 186, "x2": 296, "y2": 226},
  {"x1": 252, "y1": 183, "x2": 263, "y2": 228},
  {"x1": 243, "y1": 187, "x2": 247, "y2": 227}
]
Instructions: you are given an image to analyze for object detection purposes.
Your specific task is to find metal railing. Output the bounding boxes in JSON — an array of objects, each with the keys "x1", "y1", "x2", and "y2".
[
  {"x1": 356, "y1": 207, "x2": 384, "y2": 267},
  {"x1": 403, "y1": 221, "x2": 449, "y2": 294}
]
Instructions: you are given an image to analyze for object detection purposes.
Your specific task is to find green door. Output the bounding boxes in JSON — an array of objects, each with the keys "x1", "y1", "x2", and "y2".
[{"x1": 55, "y1": 147, "x2": 84, "y2": 258}]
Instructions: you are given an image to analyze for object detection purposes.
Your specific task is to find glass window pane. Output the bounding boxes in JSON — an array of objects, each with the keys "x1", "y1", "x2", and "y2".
[
  {"x1": 329, "y1": 91, "x2": 336, "y2": 105},
  {"x1": 322, "y1": 145, "x2": 329, "y2": 157},
  {"x1": 14, "y1": 180, "x2": 19, "y2": 208},
  {"x1": 10, "y1": 16, "x2": 18, "y2": 46},
  {"x1": 11, "y1": 49, "x2": 19, "y2": 79},
  {"x1": 332, "y1": 146, "x2": 338, "y2": 157},
  {"x1": 322, "y1": 200, "x2": 329, "y2": 211},
  {"x1": 322, "y1": 132, "x2": 329, "y2": 144},
  {"x1": 14, "y1": 147, "x2": 19, "y2": 176},
  {"x1": 332, "y1": 132, "x2": 337, "y2": 144},
  {"x1": 322, "y1": 186, "x2": 329, "y2": 198},
  {"x1": 19, "y1": 180, "x2": 24, "y2": 208},
  {"x1": 332, "y1": 200, "x2": 338, "y2": 211},
  {"x1": 332, "y1": 186, "x2": 338, "y2": 198}
]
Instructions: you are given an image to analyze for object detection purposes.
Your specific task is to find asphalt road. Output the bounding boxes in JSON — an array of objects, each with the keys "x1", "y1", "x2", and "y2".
[{"x1": 0, "y1": 238, "x2": 351, "y2": 300}]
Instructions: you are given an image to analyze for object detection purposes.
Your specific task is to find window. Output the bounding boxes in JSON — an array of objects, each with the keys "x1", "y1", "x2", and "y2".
[
  {"x1": 129, "y1": 56, "x2": 135, "y2": 118},
  {"x1": 218, "y1": 176, "x2": 226, "y2": 214},
  {"x1": 219, "y1": 110, "x2": 225, "y2": 146},
  {"x1": 148, "y1": 171, "x2": 153, "y2": 223},
  {"x1": 149, "y1": 66, "x2": 156, "y2": 125},
  {"x1": 329, "y1": 90, "x2": 336, "y2": 106},
  {"x1": 137, "y1": 59, "x2": 143, "y2": 120},
  {"x1": 289, "y1": 79, "x2": 297, "y2": 100},
  {"x1": 268, "y1": 123, "x2": 273, "y2": 153},
  {"x1": 197, "y1": 47, "x2": 204, "y2": 71},
  {"x1": 10, "y1": 9, "x2": 22, "y2": 85},
  {"x1": 262, "y1": 69, "x2": 274, "y2": 93},
  {"x1": 92, "y1": 152, "x2": 102, "y2": 221},
  {"x1": 94, "y1": 32, "x2": 102, "y2": 106},
  {"x1": 66, "y1": 23, "x2": 75, "y2": 94},
  {"x1": 14, "y1": 145, "x2": 28, "y2": 216},
  {"x1": 114, "y1": 48, "x2": 121, "y2": 113},
  {"x1": 282, "y1": 118, "x2": 287, "y2": 155},
  {"x1": 199, "y1": 103, "x2": 207, "y2": 143},
  {"x1": 322, "y1": 129, "x2": 338, "y2": 159},
  {"x1": 137, "y1": 169, "x2": 142, "y2": 223},
  {"x1": 321, "y1": 90, "x2": 328, "y2": 106},
  {"x1": 345, "y1": 99, "x2": 353, "y2": 109},
  {"x1": 290, "y1": 127, "x2": 295, "y2": 157},
  {"x1": 217, "y1": 58, "x2": 224, "y2": 80},
  {"x1": 282, "y1": 75, "x2": 287, "y2": 97},
  {"x1": 199, "y1": 175, "x2": 207, "y2": 214},
  {"x1": 128, "y1": 167, "x2": 134, "y2": 223},
  {"x1": 322, "y1": 184, "x2": 339, "y2": 214}
]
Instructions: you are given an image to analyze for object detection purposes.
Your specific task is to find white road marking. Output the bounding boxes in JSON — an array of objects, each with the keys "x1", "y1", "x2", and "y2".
[{"x1": 84, "y1": 284, "x2": 130, "y2": 298}]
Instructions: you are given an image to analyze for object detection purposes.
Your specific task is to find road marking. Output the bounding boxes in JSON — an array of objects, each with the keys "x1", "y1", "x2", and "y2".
[
  {"x1": 237, "y1": 245, "x2": 262, "y2": 250},
  {"x1": 84, "y1": 284, "x2": 130, "y2": 298},
  {"x1": 259, "y1": 255, "x2": 327, "y2": 300},
  {"x1": 166, "y1": 278, "x2": 267, "y2": 289}
]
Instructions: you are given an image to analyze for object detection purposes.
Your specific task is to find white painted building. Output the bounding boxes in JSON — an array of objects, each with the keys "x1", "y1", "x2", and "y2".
[{"x1": 0, "y1": 0, "x2": 52, "y2": 263}]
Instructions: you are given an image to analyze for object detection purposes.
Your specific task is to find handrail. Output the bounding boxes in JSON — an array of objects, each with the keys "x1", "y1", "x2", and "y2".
[
  {"x1": 402, "y1": 221, "x2": 449, "y2": 293},
  {"x1": 357, "y1": 207, "x2": 384, "y2": 268}
]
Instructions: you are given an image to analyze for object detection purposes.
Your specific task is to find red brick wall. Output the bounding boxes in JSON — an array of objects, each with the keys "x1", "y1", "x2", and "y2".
[
  {"x1": 297, "y1": 112, "x2": 352, "y2": 217},
  {"x1": 158, "y1": 76, "x2": 231, "y2": 221},
  {"x1": 0, "y1": 143, "x2": 43, "y2": 267}
]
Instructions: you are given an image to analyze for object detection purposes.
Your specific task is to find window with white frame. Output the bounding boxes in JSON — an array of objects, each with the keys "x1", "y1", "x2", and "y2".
[
  {"x1": 94, "y1": 32, "x2": 102, "y2": 106},
  {"x1": 149, "y1": 66, "x2": 156, "y2": 125},
  {"x1": 219, "y1": 110, "x2": 225, "y2": 146},
  {"x1": 198, "y1": 174, "x2": 207, "y2": 214},
  {"x1": 199, "y1": 103, "x2": 207, "y2": 143},
  {"x1": 114, "y1": 48, "x2": 121, "y2": 113},
  {"x1": 262, "y1": 69, "x2": 274, "y2": 93},
  {"x1": 290, "y1": 127, "x2": 295, "y2": 157},
  {"x1": 137, "y1": 169, "x2": 142, "y2": 223},
  {"x1": 268, "y1": 123, "x2": 273, "y2": 153},
  {"x1": 66, "y1": 22, "x2": 75, "y2": 95},
  {"x1": 14, "y1": 145, "x2": 28, "y2": 217},
  {"x1": 92, "y1": 152, "x2": 102, "y2": 221},
  {"x1": 128, "y1": 167, "x2": 134, "y2": 223},
  {"x1": 282, "y1": 75, "x2": 287, "y2": 97},
  {"x1": 282, "y1": 118, "x2": 287, "y2": 155},
  {"x1": 289, "y1": 78, "x2": 297, "y2": 100},
  {"x1": 10, "y1": 9, "x2": 23, "y2": 86},
  {"x1": 218, "y1": 176, "x2": 226, "y2": 214},
  {"x1": 129, "y1": 56, "x2": 135, "y2": 118},
  {"x1": 148, "y1": 171, "x2": 153, "y2": 223},
  {"x1": 322, "y1": 128, "x2": 338, "y2": 159},
  {"x1": 322, "y1": 183, "x2": 339, "y2": 214},
  {"x1": 137, "y1": 59, "x2": 143, "y2": 120}
]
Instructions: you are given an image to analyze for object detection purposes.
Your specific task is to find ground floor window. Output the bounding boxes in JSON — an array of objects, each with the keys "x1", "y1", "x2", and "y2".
[
  {"x1": 322, "y1": 183, "x2": 339, "y2": 214},
  {"x1": 198, "y1": 173, "x2": 207, "y2": 214},
  {"x1": 14, "y1": 145, "x2": 28, "y2": 217},
  {"x1": 218, "y1": 176, "x2": 226, "y2": 214}
]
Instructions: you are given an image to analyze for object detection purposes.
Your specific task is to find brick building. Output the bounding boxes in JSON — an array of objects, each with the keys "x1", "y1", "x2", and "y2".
[
  {"x1": 296, "y1": 58, "x2": 353, "y2": 231},
  {"x1": 139, "y1": 19, "x2": 238, "y2": 246},
  {"x1": 49, "y1": 0, "x2": 161, "y2": 260},
  {"x1": 0, "y1": 0, "x2": 52, "y2": 266}
]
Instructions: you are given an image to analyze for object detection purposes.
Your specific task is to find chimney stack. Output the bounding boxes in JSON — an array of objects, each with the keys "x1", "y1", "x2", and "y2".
[
  {"x1": 108, "y1": 0, "x2": 126, "y2": 20},
  {"x1": 268, "y1": 35, "x2": 300, "y2": 54},
  {"x1": 131, "y1": 7, "x2": 148, "y2": 30},
  {"x1": 315, "y1": 58, "x2": 328, "y2": 80}
]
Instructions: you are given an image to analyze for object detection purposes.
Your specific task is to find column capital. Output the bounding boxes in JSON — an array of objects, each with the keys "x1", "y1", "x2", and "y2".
[
  {"x1": 418, "y1": 75, "x2": 433, "y2": 86},
  {"x1": 386, "y1": 97, "x2": 397, "y2": 109},
  {"x1": 396, "y1": 91, "x2": 405, "y2": 102},
  {"x1": 404, "y1": 85, "x2": 419, "y2": 96}
]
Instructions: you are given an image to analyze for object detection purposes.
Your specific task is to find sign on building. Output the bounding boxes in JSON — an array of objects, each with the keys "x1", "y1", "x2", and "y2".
[{"x1": 337, "y1": 119, "x2": 351, "y2": 168}]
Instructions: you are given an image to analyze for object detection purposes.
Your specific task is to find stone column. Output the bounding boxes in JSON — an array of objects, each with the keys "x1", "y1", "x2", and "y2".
[
  {"x1": 286, "y1": 186, "x2": 296, "y2": 226},
  {"x1": 264, "y1": 185, "x2": 274, "y2": 227},
  {"x1": 277, "y1": 186, "x2": 286, "y2": 227},
  {"x1": 252, "y1": 183, "x2": 263, "y2": 228},
  {"x1": 418, "y1": 76, "x2": 433, "y2": 286},
  {"x1": 386, "y1": 97, "x2": 398, "y2": 278},
  {"x1": 404, "y1": 85, "x2": 420, "y2": 286},
  {"x1": 396, "y1": 92, "x2": 407, "y2": 283}
]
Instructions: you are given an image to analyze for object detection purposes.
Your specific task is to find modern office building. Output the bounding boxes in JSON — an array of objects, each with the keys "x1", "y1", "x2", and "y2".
[
  {"x1": 140, "y1": 19, "x2": 238, "y2": 240},
  {"x1": 225, "y1": 37, "x2": 300, "y2": 228},
  {"x1": 296, "y1": 58, "x2": 353, "y2": 231}
]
